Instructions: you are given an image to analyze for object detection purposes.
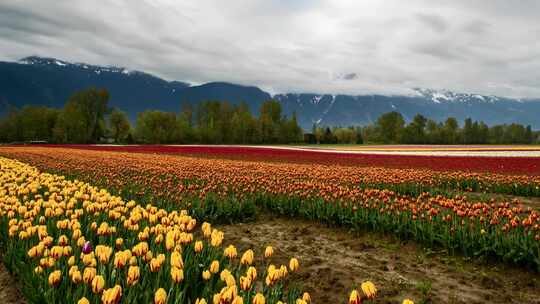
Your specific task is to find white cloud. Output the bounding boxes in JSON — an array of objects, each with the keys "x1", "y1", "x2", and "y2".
[{"x1": 0, "y1": 0, "x2": 539, "y2": 98}]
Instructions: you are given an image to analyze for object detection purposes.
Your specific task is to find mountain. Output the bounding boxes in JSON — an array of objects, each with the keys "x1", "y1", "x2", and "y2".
[
  {"x1": 0, "y1": 56, "x2": 190, "y2": 117},
  {"x1": 276, "y1": 89, "x2": 540, "y2": 129},
  {"x1": 1, "y1": 56, "x2": 540, "y2": 129},
  {"x1": 0, "y1": 56, "x2": 269, "y2": 120},
  {"x1": 178, "y1": 82, "x2": 271, "y2": 114}
]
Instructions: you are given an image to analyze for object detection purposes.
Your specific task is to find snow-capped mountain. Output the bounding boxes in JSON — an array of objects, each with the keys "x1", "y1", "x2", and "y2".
[
  {"x1": 18, "y1": 56, "x2": 137, "y2": 76},
  {"x1": 412, "y1": 88, "x2": 502, "y2": 104},
  {"x1": 1, "y1": 56, "x2": 540, "y2": 129},
  {"x1": 275, "y1": 91, "x2": 540, "y2": 129}
]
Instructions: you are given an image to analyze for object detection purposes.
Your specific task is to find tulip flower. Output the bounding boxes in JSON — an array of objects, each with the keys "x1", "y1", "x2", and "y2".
[
  {"x1": 171, "y1": 267, "x2": 184, "y2": 283},
  {"x1": 289, "y1": 258, "x2": 299, "y2": 272},
  {"x1": 240, "y1": 249, "x2": 254, "y2": 265},
  {"x1": 101, "y1": 285, "x2": 122, "y2": 304},
  {"x1": 224, "y1": 245, "x2": 238, "y2": 259},
  {"x1": 252, "y1": 293, "x2": 265, "y2": 304},
  {"x1": 202, "y1": 270, "x2": 211, "y2": 280},
  {"x1": 127, "y1": 265, "x2": 140, "y2": 286},
  {"x1": 78, "y1": 297, "x2": 90, "y2": 304},
  {"x1": 348, "y1": 290, "x2": 361, "y2": 304},
  {"x1": 194, "y1": 241, "x2": 203, "y2": 253},
  {"x1": 302, "y1": 292, "x2": 311, "y2": 303},
  {"x1": 48, "y1": 270, "x2": 61, "y2": 287},
  {"x1": 82, "y1": 241, "x2": 92, "y2": 254},
  {"x1": 361, "y1": 281, "x2": 377, "y2": 299},
  {"x1": 154, "y1": 288, "x2": 167, "y2": 304},
  {"x1": 91, "y1": 275, "x2": 105, "y2": 294},
  {"x1": 209, "y1": 260, "x2": 219, "y2": 274},
  {"x1": 264, "y1": 246, "x2": 274, "y2": 258}
]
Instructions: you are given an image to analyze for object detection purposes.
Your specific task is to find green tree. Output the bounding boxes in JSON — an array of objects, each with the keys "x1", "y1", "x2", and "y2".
[
  {"x1": 57, "y1": 88, "x2": 110, "y2": 143},
  {"x1": 135, "y1": 110, "x2": 177, "y2": 144},
  {"x1": 375, "y1": 111, "x2": 405, "y2": 143},
  {"x1": 442, "y1": 117, "x2": 459, "y2": 144},
  {"x1": 259, "y1": 100, "x2": 283, "y2": 143},
  {"x1": 109, "y1": 108, "x2": 131, "y2": 143}
]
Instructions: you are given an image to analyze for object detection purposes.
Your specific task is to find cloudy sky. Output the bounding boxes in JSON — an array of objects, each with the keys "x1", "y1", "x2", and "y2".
[{"x1": 1, "y1": 0, "x2": 539, "y2": 97}]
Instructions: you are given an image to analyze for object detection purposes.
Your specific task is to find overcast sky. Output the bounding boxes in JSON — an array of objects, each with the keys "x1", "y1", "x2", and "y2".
[{"x1": 1, "y1": 0, "x2": 539, "y2": 98}]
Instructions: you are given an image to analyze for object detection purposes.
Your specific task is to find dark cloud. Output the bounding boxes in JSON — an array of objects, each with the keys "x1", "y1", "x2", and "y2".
[{"x1": 0, "y1": 0, "x2": 539, "y2": 98}]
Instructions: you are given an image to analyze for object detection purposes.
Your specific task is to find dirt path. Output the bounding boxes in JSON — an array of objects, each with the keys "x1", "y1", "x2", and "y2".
[
  {"x1": 0, "y1": 263, "x2": 25, "y2": 304},
  {"x1": 220, "y1": 215, "x2": 540, "y2": 304}
]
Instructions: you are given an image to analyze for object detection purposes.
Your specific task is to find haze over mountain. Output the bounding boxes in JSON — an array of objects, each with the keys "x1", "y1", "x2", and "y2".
[{"x1": 2, "y1": 56, "x2": 540, "y2": 129}]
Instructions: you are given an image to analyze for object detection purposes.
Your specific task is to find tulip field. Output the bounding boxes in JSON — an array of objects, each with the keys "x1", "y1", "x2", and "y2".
[{"x1": 1, "y1": 145, "x2": 540, "y2": 303}]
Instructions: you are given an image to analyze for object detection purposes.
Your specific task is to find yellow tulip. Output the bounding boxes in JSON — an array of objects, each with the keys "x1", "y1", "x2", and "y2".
[
  {"x1": 202, "y1": 270, "x2": 211, "y2": 280},
  {"x1": 209, "y1": 260, "x2": 219, "y2": 274},
  {"x1": 48, "y1": 270, "x2": 61, "y2": 287},
  {"x1": 302, "y1": 292, "x2": 311, "y2": 303},
  {"x1": 95, "y1": 245, "x2": 113, "y2": 264},
  {"x1": 289, "y1": 258, "x2": 299, "y2": 272},
  {"x1": 34, "y1": 266, "x2": 43, "y2": 274},
  {"x1": 361, "y1": 281, "x2": 377, "y2": 299},
  {"x1": 171, "y1": 267, "x2": 184, "y2": 283},
  {"x1": 348, "y1": 289, "x2": 361, "y2": 304},
  {"x1": 150, "y1": 257, "x2": 164, "y2": 272},
  {"x1": 101, "y1": 285, "x2": 122, "y2": 304},
  {"x1": 402, "y1": 300, "x2": 415, "y2": 304},
  {"x1": 194, "y1": 241, "x2": 203, "y2": 253},
  {"x1": 91, "y1": 275, "x2": 105, "y2": 294},
  {"x1": 246, "y1": 266, "x2": 257, "y2": 280},
  {"x1": 240, "y1": 249, "x2": 254, "y2": 265},
  {"x1": 171, "y1": 251, "x2": 183, "y2": 268},
  {"x1": 240, "y1": 276, "x2": 252, "y2": 291},
  {"x1": 68, "y1": 255, "x2": 76, "y2": 266},
  {"x1": 77, "y1": 297, "x2": 90, "y2": 304},
  {"x1": 154, "y1": 288, "x2": 167, "y2": 304},
  {"x1": 232, "y1": 296, "x2": 244, "y2": 304},
  {"x1": 127, "y1": 265, "x2": 140, "y2": 286},
  {"x1": 83, "y1": 267, "x2": 96, "y2": 284},
  {"x1": 115, "y1": 238, "x2": 124, "y2": 249},
  {"x1": 224, "y1": 245, "x2": 237, "y2": 259},
  {"x1": 210, "y1": 229, "x2": 223, "y2": 247},
  {"x1": 264, "y1": 246, "x2": 274, "y2": 258},
  {"x1": 252, "y1": 293, "x2": 265, "y2": 304},
  {"x1": 71, "y1": 270, "x2": 82, "y2": 284}
]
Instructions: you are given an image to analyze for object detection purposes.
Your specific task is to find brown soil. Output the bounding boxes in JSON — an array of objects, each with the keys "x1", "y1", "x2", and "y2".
[
  {"x1": 220, "y1": 215, "x2": 540, "y2": 304},
  {"x1": 0, "y1": 263, "x2": 25, "y2": 304}
]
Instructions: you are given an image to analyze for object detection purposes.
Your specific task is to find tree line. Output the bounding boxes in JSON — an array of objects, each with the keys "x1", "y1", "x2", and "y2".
[
  {"x1": 0, "y1": 88, "x2": 538, "y2": 145},
  {"x1": 359, "y1": 112, "x2": 537, "y2": 144},
  {"x1": 0, "y1": 88, "x2": 303, "y2": 144}
]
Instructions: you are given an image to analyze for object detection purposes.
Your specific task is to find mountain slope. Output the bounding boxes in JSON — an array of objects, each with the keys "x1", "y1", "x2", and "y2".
[
  {"x1": 0, "y1": 56, "x2": 190, "y2": 116},
  {"x1": 1, "y1": 56, "x2": 540, "y2": 129},
  {"x1": 275, "y1": 90, "x2": 540, "y2": 129},
  {"x1": 178, "y1": 82, "x2": 271, "y2": 114}
]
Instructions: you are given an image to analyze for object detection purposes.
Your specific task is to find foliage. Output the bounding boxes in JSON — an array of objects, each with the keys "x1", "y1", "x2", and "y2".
[{"x1": 108, "y1": 108, "x2": 131, "y2": 143}]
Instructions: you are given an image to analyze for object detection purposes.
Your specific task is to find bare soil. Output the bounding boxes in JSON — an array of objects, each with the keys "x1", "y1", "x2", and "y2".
[
  {"x1": 0, "y1": 262, "x2": 25, "y2": 304},
  {"x1": 220, "y1": 215, "x2": 540, "y2": 304},
  {"x1": 1, "y1": 215, "x2": 539, "y2": 304}
]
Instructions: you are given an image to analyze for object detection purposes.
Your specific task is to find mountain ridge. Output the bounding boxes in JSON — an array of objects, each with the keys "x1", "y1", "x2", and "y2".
[{"x1": 2, "y1": 56, "x2": 540, "y2": 129}]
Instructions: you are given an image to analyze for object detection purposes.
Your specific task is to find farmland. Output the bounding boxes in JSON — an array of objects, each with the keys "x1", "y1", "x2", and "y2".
[{"x1": 0, "y1": 145, "x2": 540, "y2": 303}]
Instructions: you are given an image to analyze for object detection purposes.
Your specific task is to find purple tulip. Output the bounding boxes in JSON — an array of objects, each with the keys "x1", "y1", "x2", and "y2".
[{"x1": 82, "y1": 241, "x2": 92, "y2": 254}]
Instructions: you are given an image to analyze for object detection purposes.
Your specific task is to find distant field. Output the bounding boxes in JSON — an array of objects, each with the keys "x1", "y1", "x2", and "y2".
[
  {"x1": 294, "y1": 144, "x2": 540, "y2": 157},
  {"x1": 296, "y1": 144, "x2": 540, "y2": 151}
]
